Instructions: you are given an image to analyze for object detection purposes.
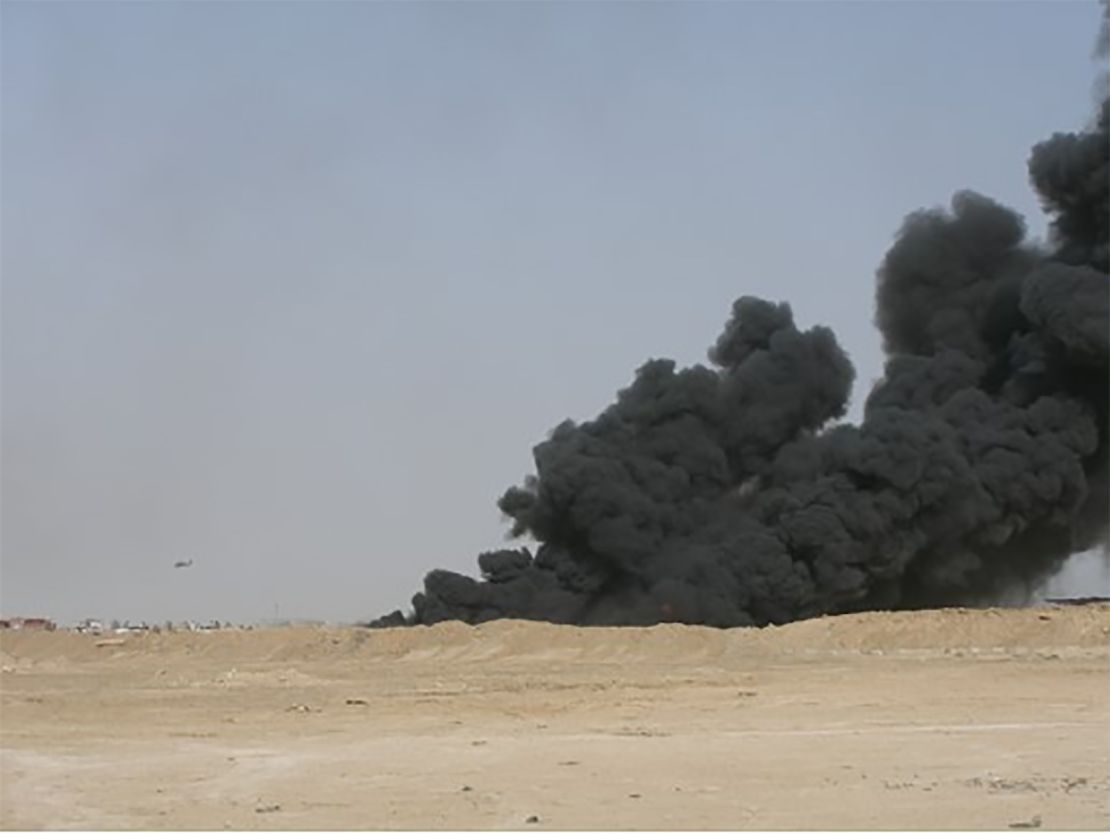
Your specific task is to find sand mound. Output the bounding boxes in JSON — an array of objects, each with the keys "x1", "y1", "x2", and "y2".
[{"x1": 2, "y1": 605, "x2": 1106, "y2": 669}]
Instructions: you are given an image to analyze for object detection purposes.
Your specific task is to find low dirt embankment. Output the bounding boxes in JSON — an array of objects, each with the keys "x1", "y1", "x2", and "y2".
[{"x1": 4, "y1": 604, "x2": 1107, "y2": 668}]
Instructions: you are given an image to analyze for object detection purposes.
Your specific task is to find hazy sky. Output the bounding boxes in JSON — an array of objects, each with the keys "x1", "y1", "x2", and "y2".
[{"x1": 2, "y1": 1, "x2": 1106, "y2": 625}]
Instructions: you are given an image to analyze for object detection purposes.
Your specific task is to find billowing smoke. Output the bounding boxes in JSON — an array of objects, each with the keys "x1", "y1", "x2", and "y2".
[{"x1": 371, "y1": 79, "x2": 1109, "y2": 630}]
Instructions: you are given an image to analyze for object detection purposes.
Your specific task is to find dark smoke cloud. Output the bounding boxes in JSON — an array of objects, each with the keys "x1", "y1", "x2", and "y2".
[
  {"x1": 371, "y1": 58, "x2": 1109, "y2": 630},
  {"x1": 1028, "y1": 100, "x2": 1109, "y2": 272},
  {"x1": 1096, "y1": 0, "x2": 1109, "y2": 59}
]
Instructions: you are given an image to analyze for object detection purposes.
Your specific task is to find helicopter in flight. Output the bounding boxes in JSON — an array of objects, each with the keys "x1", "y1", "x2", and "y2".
[{"x1": 172, "y1": 559, "x2": 194, "y2": 569}]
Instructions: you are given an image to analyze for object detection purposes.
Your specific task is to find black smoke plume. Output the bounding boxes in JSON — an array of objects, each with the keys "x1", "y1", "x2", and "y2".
[{"x1": 371, "y1": 72, "x2": 1110, "y2": 631}]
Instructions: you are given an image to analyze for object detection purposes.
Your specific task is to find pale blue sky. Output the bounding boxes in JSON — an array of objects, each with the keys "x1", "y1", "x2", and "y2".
[{"x1": 2, "y1": 1, "x2": 1104, "y2": 624}]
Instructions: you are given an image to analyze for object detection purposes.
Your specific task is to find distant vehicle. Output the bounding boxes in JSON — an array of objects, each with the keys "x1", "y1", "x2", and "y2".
[
  {"x1": 173, "y1": 559, "x2": 194, "y2": 569},
  {"x1": 114, "y1": 621, "x2": 151, "y2": 634}
]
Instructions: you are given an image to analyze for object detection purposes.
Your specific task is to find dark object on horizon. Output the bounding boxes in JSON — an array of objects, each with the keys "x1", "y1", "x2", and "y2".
[
  {"x1": 372, "y1": 24, "x2": 1110, "y2": 630},
  {"x1": 173, "y1": 559, "x2": 193, "y2": 569},
  {"x1": 367, "y1": 610, "x2": 406, "y2": 628},
  {"x1": 1044, "y1": 597, "x2": 1110, "y2": 606}
]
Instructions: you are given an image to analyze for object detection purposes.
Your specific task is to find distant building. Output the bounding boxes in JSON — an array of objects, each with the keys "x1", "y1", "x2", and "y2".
[{"x1": 0, "y1": 617, "x2": 57, "y2": 631}]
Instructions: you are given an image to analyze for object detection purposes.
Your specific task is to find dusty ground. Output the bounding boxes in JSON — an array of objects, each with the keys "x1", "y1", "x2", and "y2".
[{"x1": 1, "y1": 607, "x2": 1108, "y2": 831}]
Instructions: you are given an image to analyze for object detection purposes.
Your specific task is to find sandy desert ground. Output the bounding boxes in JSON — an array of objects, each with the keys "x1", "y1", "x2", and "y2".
[{"x1": 1, "y1": 606, "x2": 1108, "y2": 831}]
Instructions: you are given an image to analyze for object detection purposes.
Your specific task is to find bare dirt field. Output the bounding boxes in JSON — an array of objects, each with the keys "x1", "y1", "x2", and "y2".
[{"x1": 1, "y1": 606, "x2": 1108, "y2": 830}]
